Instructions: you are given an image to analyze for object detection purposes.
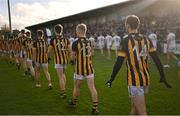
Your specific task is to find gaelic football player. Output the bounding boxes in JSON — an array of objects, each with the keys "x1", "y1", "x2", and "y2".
[
  {"x1": 97, "y1": 33, "x2": 105, "y2": 55},
  {"x1": 106, "y1": 15, "x2": 171, "y2": 115},
  {"x1": 105, "y1": 33, "x2": 113, "y2": 60},
  {"x1": 69, "y1": 24, "x2": 99, "y2": 115},
  {"x1": 18, "y1": 29, "x2": 28, "y2": 74},
  {"x1": 164, "y1": 30, "x2": 180, "y2": 68},
  {"x1": 89, "y1": 34, "x2": 95, "y2": 56},
  {"x1": 47, "y1": 24, "x2": 70, "y2": 98},
  {"x1": 148, "y1": 31, "x2": 158, "y2": 51},
  {"x1": 23, "y1": 31, "x2": 35, "y2": 79},
  {"x1": 8, "y1": 37, "x2": 14, "y2": 65},
  {"x1": 33, "y1": 30, "x2": 52, "y2": 88},
  {"x1": 113, "y1": 33, "x2": 121, "y2": 57}
]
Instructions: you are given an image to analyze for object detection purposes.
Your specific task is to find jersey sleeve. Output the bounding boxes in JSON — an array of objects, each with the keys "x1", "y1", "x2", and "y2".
[
  {"x1": 66, "y1": 38, "x2": 70, "y2": 47},
  {"x1": 148, "y1": 38, "x2": 156, "y2": 53},
  {"x1": 72, "y1": 40, "x2": 78, "y2": 52},
  {"x1": 117, "y1": 37, "x2": 127, "y2": 57}
]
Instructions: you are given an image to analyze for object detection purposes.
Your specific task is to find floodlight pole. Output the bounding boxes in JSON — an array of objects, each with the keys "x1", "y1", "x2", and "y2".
[{"x1": 7, "y1": 0, "x2": 12, "y2": 34}]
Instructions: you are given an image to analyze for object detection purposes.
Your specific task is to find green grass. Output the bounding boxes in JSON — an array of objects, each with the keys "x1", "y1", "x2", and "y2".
[{"x1": 0, "y1": 50, "x2": 180, "y2": 115}]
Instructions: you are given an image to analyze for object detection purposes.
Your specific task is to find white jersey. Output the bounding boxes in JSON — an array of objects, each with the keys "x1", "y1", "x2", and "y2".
[
  {"x1": 105, "y1": 35, "x2": 113, "y2": 47},
  {"x1": 89, "y1": 37, "x2": 95, "y2": 47},
  {"x1": 148, "y1": 33, "x2": 157, "y2": 49},
  {"x1": 167, "y1": 33, "x2": 176, "y2": 48},
  {"x1": 97, "y1": 35, "x2": 105, "y2": 48},
  {"x1": 48, "y1": 38, "x2": 51, "y2": 45},
  {"x1": 113, "y1": 35, "x2": 121, "y2": 47}
]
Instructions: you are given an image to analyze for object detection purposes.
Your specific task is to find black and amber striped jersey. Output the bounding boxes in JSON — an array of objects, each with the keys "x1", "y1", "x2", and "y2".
[
  {"x1": 11, "y1": 39, "x2": 16, "y2": 52},
  {"x1": 8, "y1": 39, "x2": 13, "y2": 52},
  {"x1": 50, "y1": 35, "x2": 70, "y2": 64},
  {"x1": 33, "y1": 38, "x2": 48, "y2": 63},
  {"x1": 118, "y1": 33, "x2": 156, "y2": 87},
  {"x1": 13, "y1": 39, "x2": 16, "y2": 50},
  {"x1": 4, "y1": 39, "x2": 9, "y2": 52},
  {"x1": 23, "y1": 37, "x2": 33, "y2": 59},
  {"x1": 18, "y1": 34, "x2": 26, "y2": 50},
  {"x1": 14, "y1": 37, "x2": 21, "y2": 53},
  {"x1": 72, "y1": 37, "x2": 94, "y2": 76}
]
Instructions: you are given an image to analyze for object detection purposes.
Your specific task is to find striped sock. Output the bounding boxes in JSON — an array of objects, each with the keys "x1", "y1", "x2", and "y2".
[
  {"x1": 92, "y1": 101, "x2": 98, "y2": 110},
  {"x1": 73, "y1": 98, "x2": 78, "y2": 105}
]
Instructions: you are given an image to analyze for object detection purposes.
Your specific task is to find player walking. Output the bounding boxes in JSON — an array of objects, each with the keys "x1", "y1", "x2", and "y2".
[
  {"x1": 164, "y1": 30, "x2": 180, "y2": 68},
  {"x1": 33, "y1": 30, "x2": 52, "y2": 88},
  {"x1": 47, "y1": 24, "x2": 70, "y2": 98},
  {"x1": 69, "y1": 24, "x2": 99, "y2": 115},
  {"x1": 106, "y1": 15, "x2": 171, "y2": 115}
]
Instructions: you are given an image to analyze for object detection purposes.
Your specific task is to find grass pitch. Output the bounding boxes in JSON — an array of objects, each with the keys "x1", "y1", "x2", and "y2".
[{"x1": 0, "y1": 50, "x2": 180, "y2": 115}]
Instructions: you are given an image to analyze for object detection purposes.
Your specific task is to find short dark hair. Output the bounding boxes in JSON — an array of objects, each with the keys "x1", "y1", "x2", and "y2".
[
  {"x1": 21, "y1": 29, "x2": 25, "y2": 33},
  {"x1": 37, "y1": 30, "x2": 44, "y2": 37},
  {"x1": 125, "y1": 15, "x2": 140, "y2": 29},
  {"x1": 54, "y1": 24, "x2": 63, "y2": 34},
  {"x1": 26, "y1": 31, "x2": 31, "y2": 36}
]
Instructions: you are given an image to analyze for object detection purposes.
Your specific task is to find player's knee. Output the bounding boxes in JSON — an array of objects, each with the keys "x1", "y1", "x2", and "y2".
[{"x1": 74, "y1": 81, "x2": 82, "y2": 89}]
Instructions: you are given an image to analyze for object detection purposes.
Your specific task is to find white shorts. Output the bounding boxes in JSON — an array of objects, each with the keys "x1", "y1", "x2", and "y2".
[
  {"x1": 167, "y1": 47, "x2": 176, "y2": 53},
  {"x1": 55, "y1": 64, "x2": 67, "y2": 69},
  {"x1": 27, "y1": 58, "x2": 32, "y2": 62},
  {"x1": 107, "y1": 45, "x2": 111, "y2": 49},
  {"x1": 19, "y1": 51, "x2": 26, "y2": 58},
  {"x1": 74, "y1": 73, "x2": 94, "y2": 80},
  {"x1": 35, "y1": 63, "x2": 48, "y2": 68},
  {"x1": 115, "y1": 45, "x2": 120, "y2": 50},
  {"x1": 19, "y1": 51, "x2": 23, "y2": 58},
  {"x1": 99, "y1": 44, "x2": 104, "y2": 49},
  {"x1": 128, "y1": 86, "x2": 149, "y2": 98}
]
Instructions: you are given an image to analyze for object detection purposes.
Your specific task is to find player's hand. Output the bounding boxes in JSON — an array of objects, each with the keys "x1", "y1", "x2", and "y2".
[
  {"x1": 159, "y1": 77, "x2": 172, "y2": 88},
  {"x1": 70, "y1": 60, "x2": 75, "y2": 65},
  {"x1": 105, "y1": 79, "x2": 113, "y2": 88}
]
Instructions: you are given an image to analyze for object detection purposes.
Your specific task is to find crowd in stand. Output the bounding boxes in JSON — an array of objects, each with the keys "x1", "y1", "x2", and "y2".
[{"x1": 61, "y1": 14, "x2": 180, "y2": 43}]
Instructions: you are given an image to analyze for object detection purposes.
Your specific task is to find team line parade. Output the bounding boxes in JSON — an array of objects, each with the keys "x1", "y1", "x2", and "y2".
[{"x1": 1, "y1": 15, "x2": 179, "y2": 115}]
